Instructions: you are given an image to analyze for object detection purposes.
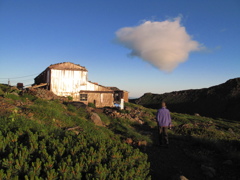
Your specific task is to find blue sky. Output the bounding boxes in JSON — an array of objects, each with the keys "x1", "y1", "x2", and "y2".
[{"x1": 0, "y1": 0, "x2": 239, "y2": 98}]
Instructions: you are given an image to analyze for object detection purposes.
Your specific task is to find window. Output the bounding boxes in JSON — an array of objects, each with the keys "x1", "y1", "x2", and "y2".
[{"x1": 80, "y1": 94, "x2": 88, "y2": 101}]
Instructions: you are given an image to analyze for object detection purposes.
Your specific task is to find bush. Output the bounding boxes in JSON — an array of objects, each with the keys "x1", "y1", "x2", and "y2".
[
  {"x1": 21, "y1": 93, "x2": 37, "y2": 101},
  {"x1": 0, "y1": 95, "x2": 151, "y2": 179},
  {"x1": 0, "y1": 117, "x2": 150, "y2": 179},
  {"x1": 98, "y1": 113, "x2": 111, "y2": 126},
  {"x1": 0, "y1": 84, "x2": 11, "y2": 93},
  {"x1": 0, "y1": 89, "x2": 4, "y2": 96},
  {"x1": 109, "y1": 118, "x2": 152, "y2": 144},
  {"x1": 67, "y1": 96, "x2": 73, "y2": 101},
  {"x1": 4, "y1": 93, "x2": 21, "y2": 100},
  {"x1": 66, "y1": 104, "x2": 77, "y2": 112},
  {"x1": 88, "y1": 102, "x2": 96, "y2": 108}
]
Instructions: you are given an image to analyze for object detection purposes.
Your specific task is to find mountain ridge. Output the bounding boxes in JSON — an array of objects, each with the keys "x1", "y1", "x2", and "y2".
[{"x1": 131, "y1": 77, "x2": 240, "y2": 121}]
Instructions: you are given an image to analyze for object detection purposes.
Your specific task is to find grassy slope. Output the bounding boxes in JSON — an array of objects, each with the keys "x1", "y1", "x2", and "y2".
[
  {"x1": 0, "y1": 85, "x2": 150, "y2": 179},
  {"x1": 0, "y1": 84, "x2": 239, "y2": 179}
]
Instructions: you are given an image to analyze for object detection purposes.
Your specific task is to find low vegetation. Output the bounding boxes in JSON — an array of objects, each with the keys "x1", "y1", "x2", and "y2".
[
  {"x1": 0, "y1": 84, "x2": 239, "y2": 179},
  {"x1": 0, "y1": 85, "x2": 150, "y2": 179}
]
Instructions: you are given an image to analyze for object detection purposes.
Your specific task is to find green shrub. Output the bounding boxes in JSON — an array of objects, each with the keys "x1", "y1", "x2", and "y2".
[
  {"x1": 88, "y1": 102, "x2": 96, "y2": 108},
  {"x1": 27, "y1": 99, "x2": 79, "y2": 128},
  {"x1": 125, "y1": 102, "x2": 140, "y2": 108},
  {"x1": 66, "y1": 104, "x2": 77, "y2": 112},
  {"x1": 21, "y1": 93, "x2": 37, "y2": 101},
  {"x1": 0, "y1": 89, "x2": 4, "y2": 96},
  {"x1": 67, "y1": 96, "x2": 73, "y2": 101},
  {"x1": 4, "y1": 93, "x2": 21, "y2": 100},
  {"x1": 144, "y1": 119, "x2": 157, "y2": 128},
  {"x1": 0, "y1": 116, "x2": 150, "y2": 179},
  {"x1": 109, "y1": 118, "x2": 152, "y2": 144},
  {"x1": 1, "y1": 96, "x2": 152, "y2": 179},
  {"x1": 98, "y1": 113, "x2": 111, "y2": 126},
  {"x1": 0, "y1": 84, "x2": 11, "y2": 93}
]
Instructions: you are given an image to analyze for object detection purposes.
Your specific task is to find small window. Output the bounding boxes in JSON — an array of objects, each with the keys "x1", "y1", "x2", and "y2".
[{"x1": 80, "y1": 94, "x2": 88, "y2": 101}]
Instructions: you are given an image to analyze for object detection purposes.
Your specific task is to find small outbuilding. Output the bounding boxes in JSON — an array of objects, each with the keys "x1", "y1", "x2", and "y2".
[{"x1": 107, "y1": 87, "x2": 129, "y2": 103}]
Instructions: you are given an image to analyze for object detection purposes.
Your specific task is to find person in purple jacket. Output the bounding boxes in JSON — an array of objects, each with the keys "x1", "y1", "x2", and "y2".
[{"x1": 156, "y1": 101, "x2": 172, "y2": 147}]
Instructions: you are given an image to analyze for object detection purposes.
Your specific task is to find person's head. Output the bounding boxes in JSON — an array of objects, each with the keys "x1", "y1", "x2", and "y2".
[{"x1": 162, "y1": 101, "x2": 166, "y2": 108}]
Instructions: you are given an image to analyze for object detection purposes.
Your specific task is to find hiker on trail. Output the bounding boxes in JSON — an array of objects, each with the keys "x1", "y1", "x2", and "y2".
[{"x1": 156, "y1": 101, "x2": 172, "y2": 147}]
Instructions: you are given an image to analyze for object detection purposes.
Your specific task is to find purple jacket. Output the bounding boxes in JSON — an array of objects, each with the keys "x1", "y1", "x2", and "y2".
[{"x1": 156, "y1": 107, "x2": 171, "y2": 127}]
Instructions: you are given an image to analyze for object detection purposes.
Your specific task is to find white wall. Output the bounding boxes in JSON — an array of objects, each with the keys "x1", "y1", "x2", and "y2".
[
  {"x1": 50, "y1": 69, "x2": 112, "y2": 101},
  {"x1": 50, "y1": 69, "x2": 88, "y2": 100}
]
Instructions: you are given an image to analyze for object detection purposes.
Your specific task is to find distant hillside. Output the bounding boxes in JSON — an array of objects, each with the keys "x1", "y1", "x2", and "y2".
[{"x1": 131, "y1": 78, "x2": 240, "y2": 121}]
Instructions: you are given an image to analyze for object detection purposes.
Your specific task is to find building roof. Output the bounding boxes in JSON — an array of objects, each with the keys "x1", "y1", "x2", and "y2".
[
  {"x1": 107, "y1": 87, "x2": 129, "y2": 92},
  {"x1": 107, "y1": 87, "x2": 120, "y2": 91},
  {"x1": 34, "y1": 62, "x2": 87, "y2": 82},
  {"x1": 48, "y1": 62, "x2": 87, "y2": 71}
]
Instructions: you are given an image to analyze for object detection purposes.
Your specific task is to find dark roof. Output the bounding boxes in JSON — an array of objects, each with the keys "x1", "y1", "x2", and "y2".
[
  {"x1": 107, "y1": 87, "x2": 120, "y2": 91},
  {"x1": 48, "y1": 62, "x2": 87, "y2": 71}
]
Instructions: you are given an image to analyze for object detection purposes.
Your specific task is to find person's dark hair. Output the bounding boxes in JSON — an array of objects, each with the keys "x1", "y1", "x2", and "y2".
[{"x1": 162, "y1": 101, "x2": 166, "y2": 108}]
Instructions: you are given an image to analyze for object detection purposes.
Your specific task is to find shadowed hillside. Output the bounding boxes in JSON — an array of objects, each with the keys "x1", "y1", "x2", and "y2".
[{"x1": 131, "y1": 78, "x2": 240, "y2": 121}]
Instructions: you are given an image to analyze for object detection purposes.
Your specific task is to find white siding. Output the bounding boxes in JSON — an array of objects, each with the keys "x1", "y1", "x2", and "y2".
[
  {"x1": 49, "y1": 69, "x2": 112, "y2": 101},
  {"x1": 50, "y1": 69, "x2": 88, "y2": 100},
  {"x1": 85, "y1": 82, "x2": 112, "y2": 91},
  {"x1": 85, "y1": 82, "x2": 98, "y2": 90}
]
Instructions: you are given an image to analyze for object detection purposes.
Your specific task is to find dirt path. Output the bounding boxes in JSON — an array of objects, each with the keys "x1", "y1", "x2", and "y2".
[{"x1": 145, "y1": 129, "x2": 205, "y2": 180}]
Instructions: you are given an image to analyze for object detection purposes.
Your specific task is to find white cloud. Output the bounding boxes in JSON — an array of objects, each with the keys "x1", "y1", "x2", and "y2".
[{"x1": 115, "y1": 17, "x2": 203, "y2": 72}]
